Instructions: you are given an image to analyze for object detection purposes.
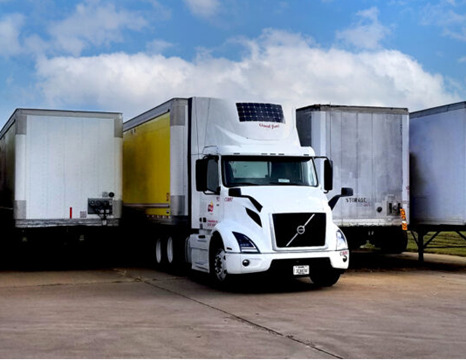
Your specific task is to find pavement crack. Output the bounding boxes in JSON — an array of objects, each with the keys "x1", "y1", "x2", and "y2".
[{"x1": 134, "y1": 275, "x2": 343, "y2": 359}]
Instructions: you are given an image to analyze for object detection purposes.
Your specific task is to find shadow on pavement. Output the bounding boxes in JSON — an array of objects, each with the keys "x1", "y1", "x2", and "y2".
[{"x1": 349, "y1": 249, "x2": 466, "y2": 273}]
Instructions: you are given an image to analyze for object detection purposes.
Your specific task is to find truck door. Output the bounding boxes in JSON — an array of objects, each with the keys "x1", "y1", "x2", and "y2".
[{"x1": 197, "y1": 156, "x2": 222, "y2": 231}]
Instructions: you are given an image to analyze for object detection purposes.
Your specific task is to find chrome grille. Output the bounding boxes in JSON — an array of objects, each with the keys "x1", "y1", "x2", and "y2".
[{"x1": 273, "y1": 213, "x2": 326, "y2": 248}]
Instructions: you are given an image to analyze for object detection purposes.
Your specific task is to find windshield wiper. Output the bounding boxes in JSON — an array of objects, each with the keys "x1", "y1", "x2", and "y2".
[
  {"x1": 230, "y1": 182, "x2": 258, "y2": 186},
  {"x1": 269, "y1": 181, "x2": 304, "y2": 186}
]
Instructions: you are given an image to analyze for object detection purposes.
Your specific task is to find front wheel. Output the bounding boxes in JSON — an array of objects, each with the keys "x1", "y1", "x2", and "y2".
[
  {"x1": 310, "y1": 267, "x2": 342, "y2": 287},
  {"x1": 210, "y1": 242, "x2": 231, "y2": 285}
]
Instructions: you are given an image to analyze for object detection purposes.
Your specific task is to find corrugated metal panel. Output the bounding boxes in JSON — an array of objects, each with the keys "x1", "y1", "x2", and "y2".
[
  {"x1": 123, "y1": 112, "x2": 172, "y2": 217},
  {"x1": 0, "y1": 109, "x2": 123, "y2": 227},
  {"x1": 410, "y1": 102, "x2": 466, "y2": 225},
  {"x1": 297, "y1": 105, "x2": 409, "y2": 227}
]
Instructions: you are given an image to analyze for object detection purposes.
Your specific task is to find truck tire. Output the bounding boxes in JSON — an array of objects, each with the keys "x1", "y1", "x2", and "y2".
[
  {"x1": 155, "y1": 237, "x2": 165, "y2": 267},
  {"x1": 310, "y1": 267, "x2": 341, "y2": 287},
  {"x1": 166, "y1": 235, "x2": 189, "y2": 268},
  {"x1": 166, "y1": 236, "x2": 175, "y2": 264},
  {"x1": 209, "y1": 239, "x2": 231, "y2": 285}
]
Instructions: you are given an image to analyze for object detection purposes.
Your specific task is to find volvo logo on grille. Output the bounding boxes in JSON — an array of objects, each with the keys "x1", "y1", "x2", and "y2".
[
  {"x1": 296, "y1": 225, "x2": 305, "y2": 235},
  {"x1": 285, "y1": 214, "x2": 316, "y2": 247}
]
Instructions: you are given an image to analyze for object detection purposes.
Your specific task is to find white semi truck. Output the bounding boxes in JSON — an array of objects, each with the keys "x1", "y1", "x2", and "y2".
[
  {"x1": 296, "y1": 105, "x2": 409, "y2": 253},
  {"x1": 0, "y1": 109, "x2": 123, "y2": 243},
  {"x1": 123, "y1": 97, "x2": 351, "y2": 286}
]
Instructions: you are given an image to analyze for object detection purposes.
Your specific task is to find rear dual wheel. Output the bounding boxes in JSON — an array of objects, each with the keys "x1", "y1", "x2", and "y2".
[
  {"x1": 154, "y1": 236, "x2": 177, "y2": 267},
  {"x1": 155, "y1": 237, "x2": 164, "y2": 266}
]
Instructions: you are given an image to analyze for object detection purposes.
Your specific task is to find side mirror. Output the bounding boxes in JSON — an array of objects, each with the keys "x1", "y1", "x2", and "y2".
[
  {"x1": 228, "y1": 188, "x2": 242, "y2": 197},
  {"x1": 196, "y1": 159, "x2": 208, "y2": 192},
  {"x1": 341, "y1": 187, "x2": 353, "y2": 197},
  {"x1": 328, "y1": 187, "x2": 354, "y2": 210},
  {"x1": 324, "y1": 159, "x2": 333, "y2": 192}
]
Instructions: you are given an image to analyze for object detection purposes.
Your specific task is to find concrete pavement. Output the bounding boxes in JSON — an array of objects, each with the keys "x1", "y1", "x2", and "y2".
[{"x1": 0, "y1": 251, "x2": 466, "y2": 358}]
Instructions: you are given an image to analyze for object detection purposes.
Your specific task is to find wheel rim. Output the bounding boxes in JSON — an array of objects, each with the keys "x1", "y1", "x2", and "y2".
[
  {"x1": 167, "y1": 237, "x2": 174, "y2": 264},
  {"x1": 213, "y1": 248, "x2": 227, "y2": 282},
  {"x1": 155, "y1": 238, "x2": 163, "y2": 264}
]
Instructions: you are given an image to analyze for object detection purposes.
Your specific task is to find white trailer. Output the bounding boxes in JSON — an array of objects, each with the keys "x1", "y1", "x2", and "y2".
[
  {"x1": 0, "y1": 109, "x2": 123, "y2": 242},
  {"x1": 296, "y1": 105, "x2": 409, "y2": 252},
  {"x1": 123, "y1": 97, "x2": 351, "y2": 286},
  {"x1": 410, "y1": 101, "x2": 466, "y2": 260}
]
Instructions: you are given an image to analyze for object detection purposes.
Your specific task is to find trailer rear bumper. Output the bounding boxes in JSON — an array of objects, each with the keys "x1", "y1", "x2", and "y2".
[{"x1": 15, "y1": 218, "x2": 120, "y2": 228}]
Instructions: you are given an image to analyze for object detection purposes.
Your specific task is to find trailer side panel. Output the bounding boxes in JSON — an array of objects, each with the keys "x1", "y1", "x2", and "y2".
[
  {"x1": 410, "y1": 103, "x2": 466, "y2": 225},
  {"x1": 122, "y1": 98, "x2": 189, "y2": 223}
]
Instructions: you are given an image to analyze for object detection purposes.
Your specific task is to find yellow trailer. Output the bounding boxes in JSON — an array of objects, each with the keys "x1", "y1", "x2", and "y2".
[
  {"x1": 123, "y1": 111, "x2": 171, "y2": 217},
  {"x1": 123, "y1": 99, "x2": 188, "y2": 221}
]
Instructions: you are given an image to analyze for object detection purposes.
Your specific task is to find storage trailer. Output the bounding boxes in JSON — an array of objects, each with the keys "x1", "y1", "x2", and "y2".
[
  {"x1": 410, "y1": 101, "x2": 466, "y2": 260},
  {"x1": 0, "y1": 109, "x2": 123, "y2": 243},
  {"x1": 123, "y1": 97, "x2": 351, "y2": 286},
  {"x1": 296, "y1": 105, "x2": 409, "y2": 252}
]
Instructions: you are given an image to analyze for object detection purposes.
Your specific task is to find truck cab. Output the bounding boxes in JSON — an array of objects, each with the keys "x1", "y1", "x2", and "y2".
[{"x1": 188, "y1": 100, "x2": 350, "y2": 286}]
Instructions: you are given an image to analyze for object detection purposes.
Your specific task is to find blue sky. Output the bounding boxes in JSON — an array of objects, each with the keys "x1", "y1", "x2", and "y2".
[{"x1": 0, "y1": 0, "x2": 465, "y2": 125}]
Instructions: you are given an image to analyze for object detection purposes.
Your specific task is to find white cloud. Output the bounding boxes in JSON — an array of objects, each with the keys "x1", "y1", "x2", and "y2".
[
  {"x1": 0, "y1": 14, "x2": 24, "y2": 57},
  {"x1": 48, "y1": 0, "x2": 148, "y2": 56},
  {"x1": 184, "y1": 0, "x2": 220, "y2": 18},
  {"x1": 444, "y1": 27, "x2": 466, "y2": 41},
  {"x1": 421, "y1": 2, "x2": 466, "y2": 41},
  {"x1": 336, "y1": 7, "x2": 391, "y2": 49},
  {"x1": 35, "y1": 29, "x2": 459, "y2": 120},
  {"x1": 146, "y1": 39, "x2": 174, "y2": 54}
]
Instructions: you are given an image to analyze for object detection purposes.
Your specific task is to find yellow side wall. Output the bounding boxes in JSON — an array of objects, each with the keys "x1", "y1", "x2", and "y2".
[{"x1": 123, "y1": 113, "x2": 170, "y2": 216}]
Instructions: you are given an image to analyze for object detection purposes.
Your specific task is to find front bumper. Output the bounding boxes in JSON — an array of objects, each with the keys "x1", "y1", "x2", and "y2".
[{"x1": 224, "y1": 249, "x2": 350, "y2": 275}]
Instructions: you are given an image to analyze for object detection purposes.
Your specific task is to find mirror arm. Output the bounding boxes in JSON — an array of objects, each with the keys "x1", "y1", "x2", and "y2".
[{"x1": 328, "y1": 187, "x2": 353, "y2": 210}]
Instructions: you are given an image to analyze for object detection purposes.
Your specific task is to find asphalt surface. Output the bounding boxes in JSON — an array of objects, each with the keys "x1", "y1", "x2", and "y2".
[{"x1": 1, "y1": 248, "x2": 466, "y2": 358}]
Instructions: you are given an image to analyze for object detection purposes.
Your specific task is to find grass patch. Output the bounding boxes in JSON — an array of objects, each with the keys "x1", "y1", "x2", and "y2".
[{"x1": 407, "y1": 231, "x2": 466, "y2": 257}]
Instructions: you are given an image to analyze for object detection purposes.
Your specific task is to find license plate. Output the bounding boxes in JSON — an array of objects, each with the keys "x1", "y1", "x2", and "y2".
[{"x1": 293, "y1": 265, "x2": 310, "y2": 276}]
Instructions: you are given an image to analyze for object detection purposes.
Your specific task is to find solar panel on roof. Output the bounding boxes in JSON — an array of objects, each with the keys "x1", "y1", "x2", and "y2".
[{"x1": 236, "y1": 103, "x2": 284, "y2": 123}]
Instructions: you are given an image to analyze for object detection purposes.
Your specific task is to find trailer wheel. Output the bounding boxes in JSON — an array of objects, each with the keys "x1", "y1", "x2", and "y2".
[
  {"x1": 310, "y1": 267, "x2": 341, "y2": 287},
  {"x1": 379, "y1": 229, "x2": 408, "y2": 254},
  {"x1": 341, "y1": 228, "x2": 367, "y2": 250}
]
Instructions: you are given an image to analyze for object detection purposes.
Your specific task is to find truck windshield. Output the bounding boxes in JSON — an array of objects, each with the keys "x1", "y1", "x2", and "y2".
[{"x1": 222, "y1": 156, "x2": 318, "y2": 187}]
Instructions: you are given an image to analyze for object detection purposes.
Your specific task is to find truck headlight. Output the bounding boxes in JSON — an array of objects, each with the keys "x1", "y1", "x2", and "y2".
[
  {"x1": 233, "y1": 232, "x2": 260, "y2": 253},
  {"x1": 336, "y1": 230, "x2": 348, "y2": 250}
]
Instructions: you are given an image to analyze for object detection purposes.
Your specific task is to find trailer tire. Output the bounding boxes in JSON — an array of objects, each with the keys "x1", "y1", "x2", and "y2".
[
  {"x1": 310, "y1": 267, "x2": 341, "y2": 287},
  {"x1": 342, "y1": 228, "x2": 367, "y2": 250},
  {"x1": 379, "y1": 229, "x2": 408, "y2": 254}
]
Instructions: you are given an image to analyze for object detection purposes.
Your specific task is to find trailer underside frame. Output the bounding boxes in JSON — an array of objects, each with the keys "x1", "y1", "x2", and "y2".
[{"x1": 410, "y1": 225, "x2": 466, "y2": 262}]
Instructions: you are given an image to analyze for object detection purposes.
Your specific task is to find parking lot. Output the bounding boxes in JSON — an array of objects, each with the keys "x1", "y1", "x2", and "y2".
[{"x1": 1, "y1": 248, "x2": 466, "y2": 358}]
